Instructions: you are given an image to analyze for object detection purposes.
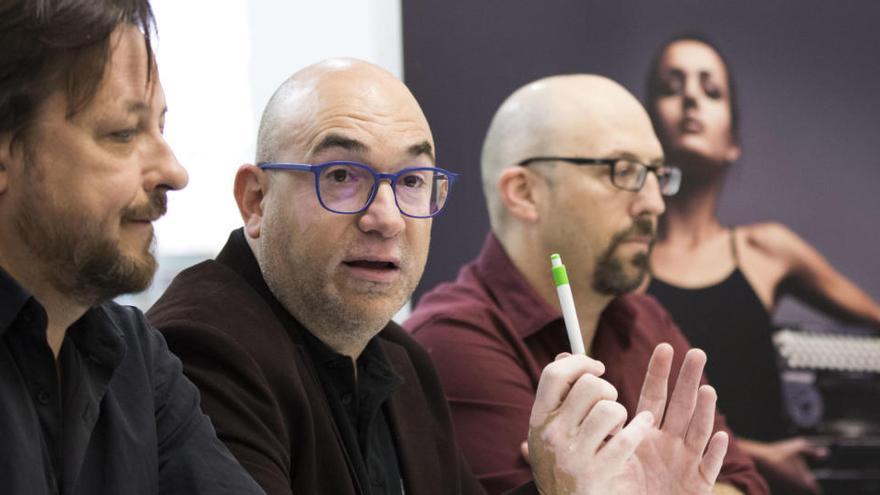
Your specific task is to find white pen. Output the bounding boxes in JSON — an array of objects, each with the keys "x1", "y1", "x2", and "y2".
[{"x1": 550, "y1": 253, "x2": 586, "y2": 355}]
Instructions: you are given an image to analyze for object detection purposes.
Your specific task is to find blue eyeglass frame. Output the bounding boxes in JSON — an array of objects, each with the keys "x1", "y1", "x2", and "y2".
[{"x1": 257, "y1": 160, "x2": 460, "y2": 218}]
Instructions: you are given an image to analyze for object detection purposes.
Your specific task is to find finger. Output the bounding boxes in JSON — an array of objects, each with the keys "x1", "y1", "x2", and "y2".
[
  {"x1": 531, "y1": 355, "x2": 607, "y2": 425},
  {"x1": 786, "y1": 437, "x2": 829, "y2": 459},
  {"x1": 699, "y1": 430, "x2": 729, "y2": 485},
  {"x1": 577, "y1": 399, "x2": 629, "y2": 455},
  {"x1": 596, "y1": 410, "x2": 655, "y2": 464},
  {"x1": 684, "y1": 385, "x2": 717, "y2": 452},
  {"x1": 553, "y1": 373, "x2": 618, "y2": 431},
  {"x1": 806, "y1": 444, "x2": 829, "y2": 460},
  {"x1": 636, "y1": 343, "x2": 673, "y2": 419},
  {"x1": 661, "y1": 348, "x2": 706, "y2": 436},
  {"x1": 555, "y1": 352, "x2": 571, "y2": 361}
]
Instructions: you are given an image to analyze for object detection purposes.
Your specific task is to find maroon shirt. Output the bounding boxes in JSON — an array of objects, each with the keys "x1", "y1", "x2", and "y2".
[{"x1": 405, "y1": 233, "x2": 769, "y2": 495}]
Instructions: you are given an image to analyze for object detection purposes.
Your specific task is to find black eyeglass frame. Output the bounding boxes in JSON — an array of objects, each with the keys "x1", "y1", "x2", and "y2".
[{"x1": 517, "y1": 156, "x2": 681, "y2": 196}]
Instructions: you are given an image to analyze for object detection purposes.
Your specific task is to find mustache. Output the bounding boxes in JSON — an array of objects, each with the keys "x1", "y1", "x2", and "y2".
[
  {"x1": 121, "y1": 190, "x2": 168, "y2": 221},
  {"x1": 609, "y1": 217, "x2": 656, "y2": 248}
]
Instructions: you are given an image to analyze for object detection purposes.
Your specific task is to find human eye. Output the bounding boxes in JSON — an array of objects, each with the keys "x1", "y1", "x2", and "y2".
[
  {"x1": 701, "y1": 78, "x2": 723, "y2": 100},
  {"x1": 323, "y1": 165, "x2": 357, "y2": 183},
  {"x1": 658, "y1": 74, "x2": 683, "y2": 96},
  {"x1": 614, "y1": 160, "x2": 641, "y2": 178},
  {"x1": 108, "y1": 128, "x2": 137, "y2": 143},
  {"x1": 399, "y1": 171, "x2": 428, "y2": 189}
]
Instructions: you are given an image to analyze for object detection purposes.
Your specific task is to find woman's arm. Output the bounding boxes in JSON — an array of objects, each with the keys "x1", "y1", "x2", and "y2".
[{"x1": 750, "y1": 222, "x2": 880, "y2": 328}]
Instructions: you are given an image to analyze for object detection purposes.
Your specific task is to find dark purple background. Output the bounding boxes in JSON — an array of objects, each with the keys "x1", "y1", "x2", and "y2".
[{"x1": 403, "y1": 0, "x2": 880, "y2": 328}]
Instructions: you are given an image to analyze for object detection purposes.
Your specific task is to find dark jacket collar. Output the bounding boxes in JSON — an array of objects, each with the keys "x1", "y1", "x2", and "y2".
[{"x1": 215, "y1": 228, "x2": 310, "y2": 345}]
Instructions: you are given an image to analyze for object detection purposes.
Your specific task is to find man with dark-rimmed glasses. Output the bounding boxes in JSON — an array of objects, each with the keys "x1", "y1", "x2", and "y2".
[
  {"x1": 147, "y1": 61, "x2": 691, "y2": 495},
  {"x1": 406, "y1": 74, "x2": 769, "y2": 494}
]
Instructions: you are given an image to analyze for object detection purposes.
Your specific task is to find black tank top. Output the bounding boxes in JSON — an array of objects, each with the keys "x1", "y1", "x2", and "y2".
[{"x1": 647, "y1": 230, "x2": 788, "y2": 441}]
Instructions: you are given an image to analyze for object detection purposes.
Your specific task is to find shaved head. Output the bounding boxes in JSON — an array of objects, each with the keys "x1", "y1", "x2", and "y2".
[
  {"x1": 481, "y1": 74, "x2": 658, "y2": 231},
  {"x1": 256, "y1": 58, "x2": 432, "y2": 165},
  {"x1": 243, "y1": 58, "x2": 436, "y2": 357}
]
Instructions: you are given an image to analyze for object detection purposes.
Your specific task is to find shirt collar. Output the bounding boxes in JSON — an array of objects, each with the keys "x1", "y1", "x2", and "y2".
[
  {"x1": 67, "y1": 305, "x2": 127, "y2": 369},
  {"x1": 473, "y1": 233, "x2": 561, "y2": 339},
  {"x1": 302, "y1": 326, "x2": 401, "y2": 383},
  {"x1": 474, "y1": 232, "x2": 637, "y2": 343},
  {"x1": 0, "y1": 264, "x2": 32, "y2": 336},
  {"x1": 0, "y1": 264, "x2": 125, "y2": 368}
]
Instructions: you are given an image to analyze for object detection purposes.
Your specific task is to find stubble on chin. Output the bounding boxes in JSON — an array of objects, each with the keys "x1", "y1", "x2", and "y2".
[
  {"x1": 260, "y1": 235, "x2": 415, "y2": 355},
  {"x1": 14, "y1": 192, "x2": 159, "y2": 306},
  {"x1": 592, "y1": 220, "x2": 654, "y2": 296}
]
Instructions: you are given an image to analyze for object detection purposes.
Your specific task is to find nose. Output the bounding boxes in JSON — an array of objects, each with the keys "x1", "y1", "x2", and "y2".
[
  {"x1": 682, "y1": 76, "x2": 699, "y2": 108},
  {"x1": 357, "y1": 181, "x2": 405, "y2": 238},
  {"x1": 143, "y1": 134, "x2": 188, "y2": 192},
  {"x1": 632, "y1": 172, "x2": 666, "y2": 218}
]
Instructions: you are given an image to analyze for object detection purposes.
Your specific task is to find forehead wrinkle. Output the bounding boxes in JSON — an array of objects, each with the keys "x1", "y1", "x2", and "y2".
[{"x1": 301, "y1": 113, "x2": 431, "y2": 162}]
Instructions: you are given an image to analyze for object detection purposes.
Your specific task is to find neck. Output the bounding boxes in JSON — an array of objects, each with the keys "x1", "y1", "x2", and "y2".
[
  {"x1": 661, "y1": 164, "x2": 727, "y2": 245},
  {"x1": 501, "y1": 231, "x2": 611, "y2": 352},
  {"x1": 0, "y1": 247, "x2": 87, "y2": 358}
]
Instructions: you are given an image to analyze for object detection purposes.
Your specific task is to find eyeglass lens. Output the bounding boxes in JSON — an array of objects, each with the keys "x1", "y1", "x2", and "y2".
[
  {"x1": 317, "y1": 163, "x2": 451, "y2": 217},
  {"x1": 611, "y1": 160, "x2": 680, "y2": 196}
]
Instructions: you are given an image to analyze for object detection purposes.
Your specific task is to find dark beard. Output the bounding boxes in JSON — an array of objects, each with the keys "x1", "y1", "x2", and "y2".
[
  {"x1": 592, "y1": 217, "x2": 654, "y2": 296},
  {"x1": 14, "y1": 185, "x2": 166, "y2": 306}
]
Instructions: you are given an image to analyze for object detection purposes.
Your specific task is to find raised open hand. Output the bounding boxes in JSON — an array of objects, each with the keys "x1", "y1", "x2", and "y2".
[
  {"x1": 630, "y1": 343, "x2": 729, "y2": 494},
  {"x1": 526, "y1": 345, "x2": 729, "y2": 495}
]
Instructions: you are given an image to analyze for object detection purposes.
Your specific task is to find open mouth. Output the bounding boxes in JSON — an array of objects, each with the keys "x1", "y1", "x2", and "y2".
[
  {"x1": 343, "y1": 260, "x2": 400, "y2": 271},
  {"x1": 342, "y1": 257, "x2": 402, "y2": 283}
]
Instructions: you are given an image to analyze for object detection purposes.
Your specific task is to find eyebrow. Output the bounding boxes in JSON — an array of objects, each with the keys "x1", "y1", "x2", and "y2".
[
  {"x1": 125, "y1": 100, "x2": 150, "y2": 114},
  {"x1": 121, "y1": 100, "x2": 169, "y2": 121},
  {"x1": 608, "y1": 150, "x2": 664, "y2": 166},
  {"x1": 313, "y1": 134, "x2": 435, "y2": 162},
  {"x1": 313, "y1": 134, "x2": 368, "y2": 155},
  {"x1": 407, "y1": 140, "x2": 434, "y2": 162}
]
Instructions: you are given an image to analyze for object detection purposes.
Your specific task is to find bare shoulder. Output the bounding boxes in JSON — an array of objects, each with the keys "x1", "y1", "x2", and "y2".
[{"x1": 738, "y1": 222, "x2": 814, "y2": 268}]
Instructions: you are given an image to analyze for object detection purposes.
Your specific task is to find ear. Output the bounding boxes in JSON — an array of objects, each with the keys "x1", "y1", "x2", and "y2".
[
  {"x1": 497, "y1": 167, "x2": 542, "y2": 223},
  {"x1": 234, "y1": 164, "x2": 269, "y2": 239}
]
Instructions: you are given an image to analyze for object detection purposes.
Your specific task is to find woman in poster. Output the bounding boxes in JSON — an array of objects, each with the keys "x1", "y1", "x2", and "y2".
[{"x1": 643, "y1": 34, "x2": 880, "y2": 495}]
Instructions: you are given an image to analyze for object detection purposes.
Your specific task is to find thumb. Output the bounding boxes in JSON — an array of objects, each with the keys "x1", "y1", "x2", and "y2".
[{"x1": 520, "y1": 440, "x2": 530, "y2": 464}]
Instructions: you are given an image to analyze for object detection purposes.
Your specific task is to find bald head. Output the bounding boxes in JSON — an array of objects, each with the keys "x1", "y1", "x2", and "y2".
[
  {"x1": 481, "y1": 74, "x2": 660, "y2": 230},
  {"x1": 256, "y1": 58, "x2": 433, "y2": 165}
]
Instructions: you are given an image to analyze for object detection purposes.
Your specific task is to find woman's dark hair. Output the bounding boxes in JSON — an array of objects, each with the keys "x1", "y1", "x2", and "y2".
[
  {"x1": 644, "y1": 33, "x2": 740, "y2": 145},
  {"x1": 0, "y1": 0, "x2": 156, "y2": 146}
]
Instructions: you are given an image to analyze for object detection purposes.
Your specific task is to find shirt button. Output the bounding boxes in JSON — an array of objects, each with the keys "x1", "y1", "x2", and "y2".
[
  {"x1": 341, "y1": 393, "x2": 353, "y2": 406},
  {"x1": 36, "y1": 390, "x2": 51, "y2": 405}
]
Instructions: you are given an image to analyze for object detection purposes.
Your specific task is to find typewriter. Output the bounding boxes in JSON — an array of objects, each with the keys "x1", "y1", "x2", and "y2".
[{"x1": 773, "y1": 327, "x2": 880, "y2": 495}]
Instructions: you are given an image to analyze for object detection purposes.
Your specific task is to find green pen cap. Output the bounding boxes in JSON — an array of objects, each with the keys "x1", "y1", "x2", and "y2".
[{"x1": 550, "y1": 253, "x2": 569, "y2": 286}]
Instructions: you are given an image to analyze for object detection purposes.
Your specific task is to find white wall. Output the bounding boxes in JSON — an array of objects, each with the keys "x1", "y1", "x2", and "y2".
[
  {"x1": 119, "y1": 0, "x2": 404, "y2": 311},
  {"x1": 151, "y1": 0, "x2": 403, "y2": 256}
]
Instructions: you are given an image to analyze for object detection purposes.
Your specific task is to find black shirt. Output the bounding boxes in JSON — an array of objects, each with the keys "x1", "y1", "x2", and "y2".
[
  {"x1": 647, "y1": 270, "x2": 788, "y2": 441},
  {"x1": 0, "y1": 265, "x2": 264, "y2": 495},
  {"x1": 302, "y1": 330, "x2": 405, "y2": 495}
]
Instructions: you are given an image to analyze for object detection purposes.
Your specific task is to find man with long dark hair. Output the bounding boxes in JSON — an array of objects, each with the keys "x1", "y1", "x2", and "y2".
[{"x1": 0, "y1": 1, "x2": 263, "y2": 493}]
